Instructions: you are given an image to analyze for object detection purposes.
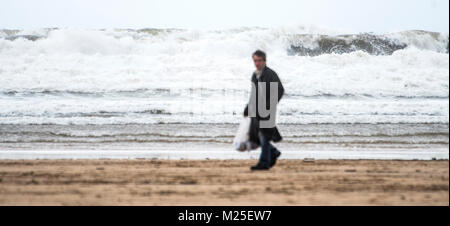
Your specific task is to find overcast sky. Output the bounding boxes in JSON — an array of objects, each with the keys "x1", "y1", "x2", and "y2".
[{"x1": 1, "y1": 0, "x2": 448, "y2": 33}]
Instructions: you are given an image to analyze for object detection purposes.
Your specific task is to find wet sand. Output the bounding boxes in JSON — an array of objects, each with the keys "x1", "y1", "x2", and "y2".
[{"x1": 0, "y1": 159, "x2": 448, "y2": 206}]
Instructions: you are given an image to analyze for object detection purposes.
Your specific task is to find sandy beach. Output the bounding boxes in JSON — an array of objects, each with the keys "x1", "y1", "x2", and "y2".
[{"x1": 0, "y1": 159, "x2": 447, "y2": 206}]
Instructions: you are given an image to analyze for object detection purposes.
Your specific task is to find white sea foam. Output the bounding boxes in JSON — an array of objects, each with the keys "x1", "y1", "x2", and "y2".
[{"x1": 0, "y1": 26, "x2": 448, "y2": 124}]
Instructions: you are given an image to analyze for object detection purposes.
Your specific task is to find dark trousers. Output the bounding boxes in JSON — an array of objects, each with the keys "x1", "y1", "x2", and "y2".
[{"x1": 258, "y1": 132, "x2": 280, "y2": 167}]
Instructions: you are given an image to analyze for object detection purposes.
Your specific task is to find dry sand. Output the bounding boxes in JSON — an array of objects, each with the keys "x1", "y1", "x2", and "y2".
[{"x1": 0, "y1": 159, "x2": 448, "y2": 205}]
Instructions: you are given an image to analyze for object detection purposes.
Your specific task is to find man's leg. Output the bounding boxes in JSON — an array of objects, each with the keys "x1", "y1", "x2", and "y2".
[
  {"x1": 250, "y1": 132, "x2": 271, "y2": 170},
  {"x1": 257, "y1": 133, "x2": 272, "y2": 168},
  {"x1": 259, "y1": 131, "x2": 281, "y2": 167},
  {"x1": 270, "y1": 144, "x2": 281, "y2": 167},
  {"x1": 251, "y1": 132, "x2": 281, "y2": 170}
]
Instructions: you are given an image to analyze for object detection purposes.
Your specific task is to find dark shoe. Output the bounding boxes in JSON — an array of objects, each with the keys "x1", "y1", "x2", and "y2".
[
  {"x1": 250, "y1": 163, "x2": 270, "y2": 171},
  {"x1": 270, "y1": 151, "x2": 281, "y2": 167}
]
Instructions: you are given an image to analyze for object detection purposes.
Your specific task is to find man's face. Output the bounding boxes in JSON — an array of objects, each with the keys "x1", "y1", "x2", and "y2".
[{"x1": 253, "y1": 55, "x2": 265, "y2": 71}]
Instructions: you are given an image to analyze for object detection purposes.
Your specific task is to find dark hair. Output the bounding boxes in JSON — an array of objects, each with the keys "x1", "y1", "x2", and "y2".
[{"x1": 252, "y1": 50, "x2": 266, "y2": 61}]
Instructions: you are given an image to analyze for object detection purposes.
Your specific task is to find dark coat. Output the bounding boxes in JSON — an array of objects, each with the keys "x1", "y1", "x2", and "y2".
[{"x1": 243, "y1": 65, "x2": 285, "y2": 145}]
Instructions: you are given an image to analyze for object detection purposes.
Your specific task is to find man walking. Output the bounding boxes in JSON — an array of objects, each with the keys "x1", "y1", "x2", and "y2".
[{"x1": 244, "y1": 50, "x2": 285, "y2": 170}]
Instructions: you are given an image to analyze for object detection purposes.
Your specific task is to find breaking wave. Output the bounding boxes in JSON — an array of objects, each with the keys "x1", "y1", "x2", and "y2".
[{"x1": 0, "y1": 25, "x2": 448, "y2": 125}]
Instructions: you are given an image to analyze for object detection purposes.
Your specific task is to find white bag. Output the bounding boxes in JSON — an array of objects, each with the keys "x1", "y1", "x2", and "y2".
[{"x1": 233, "y1": 117, "x2": 259, "y2": 152}]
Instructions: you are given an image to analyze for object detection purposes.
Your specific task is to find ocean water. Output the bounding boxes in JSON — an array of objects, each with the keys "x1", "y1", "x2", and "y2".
[
  {"x1": 0, "y1": 123, "x2": 448, "y2": 160},
  {"x1": 0, "y1": 25, "x2": 448, "y2": 159}
]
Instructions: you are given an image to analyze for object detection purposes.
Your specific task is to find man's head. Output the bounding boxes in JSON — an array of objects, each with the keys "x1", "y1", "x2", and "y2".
[{"x1": 252, "y1": 50, "x2": 266, "y2": 71}]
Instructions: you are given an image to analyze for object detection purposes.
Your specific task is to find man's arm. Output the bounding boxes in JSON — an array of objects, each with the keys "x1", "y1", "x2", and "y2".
[
  {"x1": 243, "y1": 74, "x2": 256, "y2": 117},
  {"x1": 243, "y1": 104, "x2": 248, "y2": 117},
  {"x1": 271, "y1": 71, "x2": 284, "y2": 102}
]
